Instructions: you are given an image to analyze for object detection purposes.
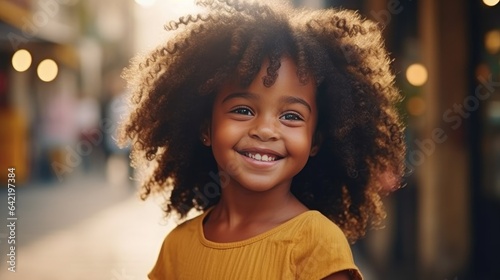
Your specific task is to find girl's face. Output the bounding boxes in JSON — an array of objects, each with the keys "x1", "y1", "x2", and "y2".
[{"x1": 206, "y1": 56, "x2": 319, "y2": 193}]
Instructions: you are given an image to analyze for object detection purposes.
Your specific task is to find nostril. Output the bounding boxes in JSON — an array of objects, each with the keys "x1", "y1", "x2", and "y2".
[{"x1": 249, "y1": 127, "x2": 279, "y2": 142}]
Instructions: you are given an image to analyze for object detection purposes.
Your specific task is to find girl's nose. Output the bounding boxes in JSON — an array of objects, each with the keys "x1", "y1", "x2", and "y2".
[{"x1": 249, "y1": 116, "x2": 279, "y2": 141}]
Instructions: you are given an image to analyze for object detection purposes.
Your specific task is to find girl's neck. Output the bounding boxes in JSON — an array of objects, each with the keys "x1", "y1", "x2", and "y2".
[{"x1": 208, "y1": 181, "x2": 308, "y2": 228}]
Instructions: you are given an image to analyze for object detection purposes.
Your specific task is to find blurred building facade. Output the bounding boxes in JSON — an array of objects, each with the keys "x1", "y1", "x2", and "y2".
[
  {"x1": 0, "y1": 0, "x2": 499, "y2": 279},
  {"x1": 0, "y1": 0, "x2": 134, "y2": 183}
]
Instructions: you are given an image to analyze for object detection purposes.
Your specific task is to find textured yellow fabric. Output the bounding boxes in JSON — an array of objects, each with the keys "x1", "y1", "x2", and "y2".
[{"x1": 149, "y1": 209, "x2": 363, "y2": 280}]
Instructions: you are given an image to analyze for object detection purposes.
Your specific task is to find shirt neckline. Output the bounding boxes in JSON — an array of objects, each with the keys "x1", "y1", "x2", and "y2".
[{"x1": 197, "y1": 208, "x2": 319, "y2": 249}]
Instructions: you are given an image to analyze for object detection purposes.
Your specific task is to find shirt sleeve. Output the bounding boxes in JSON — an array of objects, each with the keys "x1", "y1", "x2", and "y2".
[{"x1": 291, "y1": 214, "x2": 363, "y2": 280}]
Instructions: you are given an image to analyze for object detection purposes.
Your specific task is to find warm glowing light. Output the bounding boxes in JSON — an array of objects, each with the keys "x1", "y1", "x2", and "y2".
[
  {"x1": 483, "y1": 0, "x2": 499, "y2": 7},
  {"x1": 485, "y1": 30, "x2": 500, "y2": 54},
  {"x1": 135, "y1": 0, "x2": 156, "y2": 7},
  {"x1": 406, "y1": 63, "x2": 428, "y2": 86},
  {"x1": 407, "y1": 96, "x2": 426, "y2": 116},
  {"x1": 12, "y1": 49, "x2": 32, "y2": 72},
  {"x1": 475, "y1": 63, "x2": 490, "y2": 78},
  {"x1": 37, "y1": 59, "x2": 58, "y2": 82}
]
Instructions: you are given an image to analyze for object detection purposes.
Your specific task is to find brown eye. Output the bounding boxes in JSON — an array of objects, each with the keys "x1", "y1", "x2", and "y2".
[
  {"x1": 231, "y1": 107, "x2": 253, "y2": 115},
  {"x1": 280, "y1": 113, "x2": 303, "y2": 121}
]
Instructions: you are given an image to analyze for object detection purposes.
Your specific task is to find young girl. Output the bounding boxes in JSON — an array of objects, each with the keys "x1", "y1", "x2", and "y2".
[{"x1": 119, "y1": 0, "x2": 405, "y2": 279}]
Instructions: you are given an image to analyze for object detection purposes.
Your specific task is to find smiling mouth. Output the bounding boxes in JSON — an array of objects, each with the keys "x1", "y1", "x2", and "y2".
[{"x1": 238, "y1": 151, "x2": 283, "y2": 162}]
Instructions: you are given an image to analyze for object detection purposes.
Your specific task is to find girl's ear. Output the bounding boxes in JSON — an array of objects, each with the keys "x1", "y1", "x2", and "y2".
[
  {"x1": 200, "y1": 120, "x2": 211, "y2": 146},
  {"x1": 310, "y1": 131, "x2": 322, "y2": 156}
]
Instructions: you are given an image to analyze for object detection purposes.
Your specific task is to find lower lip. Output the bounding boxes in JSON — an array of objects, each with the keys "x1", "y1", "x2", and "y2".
[{"x1": 240, "y1": 153, "x2": 280, "y2": 168}]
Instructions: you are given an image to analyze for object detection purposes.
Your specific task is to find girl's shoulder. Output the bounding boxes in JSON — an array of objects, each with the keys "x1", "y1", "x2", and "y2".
[
  {"x1": 289, "y1": 210, "x2": 349, "y2": 245},
  {"x1": 162, "y1": 210, "x2": 208, "y2": 244}
]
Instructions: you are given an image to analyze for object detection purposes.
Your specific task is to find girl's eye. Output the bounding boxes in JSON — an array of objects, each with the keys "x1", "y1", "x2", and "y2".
[
  {"x1": 231, "y1": 107, "x2": 253, "y2": 116},
  {"x1": 280, "y1": 113, "x2": 303, "y2": 121}
]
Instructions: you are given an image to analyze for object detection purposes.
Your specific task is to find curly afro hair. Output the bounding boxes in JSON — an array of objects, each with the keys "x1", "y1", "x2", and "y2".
[{"x1": 119, "y1": 0, "x2": 406, "y2": 242}]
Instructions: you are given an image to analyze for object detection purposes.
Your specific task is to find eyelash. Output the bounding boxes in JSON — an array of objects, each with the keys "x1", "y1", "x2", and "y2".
[
  {"x1": 280, "y1": 113, "x2": 304, "y2": 121},
  {"x1": 230, "y1": 107, "x2": 304, "y2": 121},
  {"x1": 230, "y1": 107, "x2": 253, "y2": 116}
]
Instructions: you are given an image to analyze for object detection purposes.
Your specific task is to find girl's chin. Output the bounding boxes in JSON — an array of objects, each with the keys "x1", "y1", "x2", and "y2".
[{"x1": 228, "y1": 177, "x2": 289, "y2": 193}]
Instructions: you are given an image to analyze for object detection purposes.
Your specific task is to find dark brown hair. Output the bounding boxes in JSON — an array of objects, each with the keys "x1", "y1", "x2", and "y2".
[{"x1": 119, "y1": 0, "x2": 406, "y2": 242}]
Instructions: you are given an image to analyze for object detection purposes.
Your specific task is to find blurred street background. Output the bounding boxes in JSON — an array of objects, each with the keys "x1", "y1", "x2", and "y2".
[{"x1": 0, "y1": 0, "x2": 499, "y2": 279}]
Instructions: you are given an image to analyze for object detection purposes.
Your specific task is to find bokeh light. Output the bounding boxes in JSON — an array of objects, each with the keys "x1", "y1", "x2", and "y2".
[
  {"x1": 37, "y1": 59, "x2": 59, "y2": 82},
  {"x1": 12, "y1": 49, "x2": 32, "y2": 72},
  {"x1": 485, "y1": 30, "x2": 500, "y2": 54},
  {"x1": 407, "y1": 96, "x2": 426, "y2": 116},
  {"x1": 406, "y1": 63, "x2": 428, "y2": 86},
  {"x1": 483, "y1": 0, "x2": 499, "y2": 7},
  {"x1": 476, "y1": 63, "x2": 491, "y2": 78}
]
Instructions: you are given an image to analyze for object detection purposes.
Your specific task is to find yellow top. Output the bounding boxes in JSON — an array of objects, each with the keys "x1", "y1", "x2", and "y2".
[{"x1": 149, "y1": 209, "x2": 363, "y2": 280}]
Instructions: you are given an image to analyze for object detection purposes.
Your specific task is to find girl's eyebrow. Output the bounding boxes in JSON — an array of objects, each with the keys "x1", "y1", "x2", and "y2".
[
  {"x1": 279, "y1": 96, "x2": 312, "y2": 113},
  {"x1": 222, "y1": 92, "x2": 258, "y2": 103}
]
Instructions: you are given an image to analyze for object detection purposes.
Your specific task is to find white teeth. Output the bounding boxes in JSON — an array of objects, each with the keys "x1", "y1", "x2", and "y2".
[{"x1": 244, "y1": 152, "x2": 276, "y2": 162}]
